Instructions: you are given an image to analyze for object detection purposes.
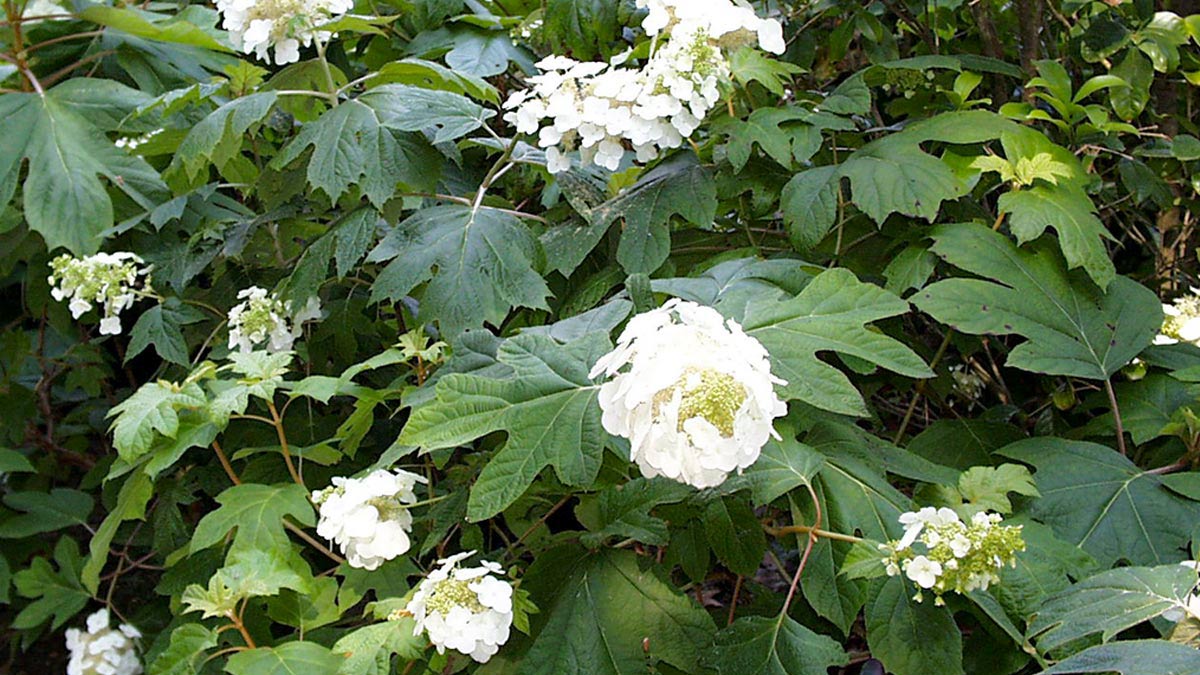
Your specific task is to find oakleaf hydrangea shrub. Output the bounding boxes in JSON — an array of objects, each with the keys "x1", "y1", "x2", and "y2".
[{"x1": 3, "y1": 0, "x2": 1200, "y2": 673}]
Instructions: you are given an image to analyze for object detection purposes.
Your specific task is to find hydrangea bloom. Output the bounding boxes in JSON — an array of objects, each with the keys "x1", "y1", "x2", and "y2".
[
  {"x1": 880, "y1": 508, "x2": 1025, "y2": 604},
  {"x1": 48, "y1": 252, "x2": 150, "y2": 336},
  {"x1": 406, "y1": 551, "x2": 514, "y2": 663},
  {"x1": 215, "y1": 0, "x2": 353, "y2": 64},
  {"x1": 311, "y1": 469, "x2": 425, "y2": 570},
  {"x1": 227, "y1": 287, "x2": 322, "y2": 353},
  {"x1": 1155, "y1": 287, "x2": 1200, "y2": 347},
  {"x1": 589, "y1": 299, "x2": 787, "y2": 489},
  {"x1": 503, "y1": 0, "x2": 784, "y2": 173},
  {"x1": 65, "y1": 608, "x2": 142, "y2": 675}
]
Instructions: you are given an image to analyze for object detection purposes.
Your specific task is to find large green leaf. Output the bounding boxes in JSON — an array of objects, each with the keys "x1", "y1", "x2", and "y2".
[
  {"x1": 704, "y1": 614, "x2": 848, "y2": 675},
  {"x1": 0, "y1": 488, "x2": 93, "y2": 538},
  {"x1": 1028, "y1": 565, "x2": 1200, "y2": 653},
  {"x1": 0, "y1": 89, "x2": 168, "y2": 254},
  {"x1": 743, "y1": 436, "x2": 824, "y2": 506},
  {"x1": 580, "y1": 477, "x2": 692, "y2": 547},
  {"x1": 272, "y1": 98, "x2": 439, "y2": 207},
  {"x1": 580, "y1": 153, "x2": 717, "y2": 275},
  {"x1": 81, "y1": 472, "x2": 153, "y2": 594},
  {"x1": 126, "y1": 301, "x2": 206, "y2": 367},
  {"x1": 149, "y1": 624, "x2": 220, "y2": 675},
  {"x1": 189, "y1": 483, "x2": 315, "y2": 557},
  {"x1": 368, "y1": 204, "x2": 551, "y2": 335},
  {"x1": 999, "y1": 438, "x2": 1200, "y2": 566},
  {"x1": 107, "y1": 381, "x2": 208, "y2": 463},
  {"x1": 518, "y1": 548, "x2": 714, "y2": 675},
  {"x1": 999, "y1": 186, "x2": 1114, "y2": 290},
  {"x1": 80, "y1": 5, "x2": 233, "y2": 51},
  {"x1": 544, "y1": 0, "x2": 621, "y2": 60},
  {"x1": 742, "y1": 267, "x2": 932, "y2": 416},
  {"x1": 225, "y1": 642, "x2": 344, "y2": 675},
  {"x1": 1038, "y1": 640, "x2": 1200, "y2": 674},
  {"x1": 166, "y1": 92, "x2": 277, "y2": 188},
  {"x1": 913, "y1": 223, "x2": 1161, "y2": 380},
  {"x1": 330, "y1": 619, "x2": 424, "y2": 675},
  {"x1": 1079, "y1": 374, "x2": 1200, "y2": 445},
  {"x1": 400, "y1": 332, "x2": 610, "y2": 521},
  {"x1": 866, "y1": 576, "x2": 964, "y2": 675},
  {"x1": 12, "y1": 538, "x2": 89, "y2": 630},
  {"x1": 704, "y1": 496, "x2": 768, "y2": 576}
]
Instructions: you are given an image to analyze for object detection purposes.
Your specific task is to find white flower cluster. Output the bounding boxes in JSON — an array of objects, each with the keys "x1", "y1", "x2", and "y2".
[
  {"x1": 1163, "y1": 560, "x2": 1200, "y2": 623},
  {"x1": 114, "y1": 129, "x2": 162, "y2": 152},
  {"x1": 406, "y1": 551, "x2": 514, "y2": 663},
  {"x1": 1155, "y1": 287, "x2": 1200, "y2": 348},
  {"x1": 311, "y1": 469, "x2": 425, "y2": 571},
  {"x1": 227, "y1": 287, "x2": 321, "y2": 353},
  {"x1": 589, "y1": 299, "x2": 787, "y2": 489},
  {"x1": 950, "y1": 365, "x2": 985, "y2": 402},
  {"x1": 880, "y1": 507, "x2": 1025, "y2": 604},
  {"x1": 503, "y1": 0, "x2": 784, "y2": 173},
  {"x1": 65, "y1": 608, "x2": 142, "y2": 675},
  {"x1": 215, "y1": 0, "x2": 352, "y2": 65},
  {"x1": 48, "y1": 253, "x2": 150, "y2": 336}
]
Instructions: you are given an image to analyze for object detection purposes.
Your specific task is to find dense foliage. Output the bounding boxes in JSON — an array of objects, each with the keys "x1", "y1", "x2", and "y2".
[{"x1": 3, "y1": 0, "x2": 1200, "y2": 673}]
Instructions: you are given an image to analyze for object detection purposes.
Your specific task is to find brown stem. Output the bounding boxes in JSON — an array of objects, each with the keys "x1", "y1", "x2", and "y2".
[
  {"x1": 1104, "y1": 378, "x2": 1128, "y2": 456},
  {"x1": 212, "y1": 440, "x2": 242, "y2": 485},
  {"x1": 894, "y1": 329, "x2": 955, "y2": 443},
  {"x1": 727, "y1": 575, "x2": 743, "y2": 627},
  {"x1": 1014, "y1": 0, "x2": 1042, "y2": 84},
  {"x1": 283, "y1": 519, "x2": 344, "y2": 565},
  {"x1": 41, "y1": 49, "x2": 114, "y2": 87},
  {"x1": 266, "y1": 400, "x2": 304, "y2": 487},
  {"x1": 968, "y1": 0, "x2": 1008, "y2": 104},
  {"x1": 766, "y1": 523, "x2": 863, "y2": 544},
  {"x1": 780, "y1": 484, "x2": 823, "y2": 616}
]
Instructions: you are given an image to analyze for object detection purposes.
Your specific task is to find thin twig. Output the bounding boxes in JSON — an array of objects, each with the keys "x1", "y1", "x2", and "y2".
[{"x1": 1104, "y1": 378, "x2": 1128, "y2": 456}]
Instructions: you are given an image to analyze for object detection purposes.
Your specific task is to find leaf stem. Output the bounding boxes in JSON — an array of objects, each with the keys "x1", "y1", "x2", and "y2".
[
  {"x1": 1104, "y1": 377, "x2": 1128, "y2": 456},
  {"x1": 283, "y1": 518, "x2": 344, "y2": 564},
  {"x1": 894, "y1": 328, "x2": 954, "y2": 443},
  {"x1": 780, "y1": 484, "x2": 823, "y2": 617},
  {"x1": 765, "y1": 523, "x2": 863, "y2": 544},
  {"x1": 267, "y1": 400, "x2": 304, "y2": 486},
  {"x1": 314, "y1": 38, "x2": 339, "y2": 106},
  {"x1": 212, "y1": 440, "x2": 241, "y2": 485}
]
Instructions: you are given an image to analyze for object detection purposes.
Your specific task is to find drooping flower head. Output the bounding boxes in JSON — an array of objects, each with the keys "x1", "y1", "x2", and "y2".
[
  {"x1": 215, "y1": 0, "x2": 353, "y2": 64},
  {"x1": 311, "y1": 468, "x2": 425, "y2": 571},
  {"x1": 503, "y1": 0, "x2": 784, "y2": 173},
  {"x1": 48, "y1": 252, "x2": 151, "y2": 336},
  {"x1": 880, "y1": 508, "x2": 1025, "y2": 604},
  {"x1": 65, "y1": 608, "x2": 142, "y2": 675},
  {"x1": 589, "y1": 299, "x2": 787, "y2": 489},
  {"x1": 1155, "y1": 287, "x2": 1200, "y2": 348},
  {"x1": 227, "y1": 287, "x2": 322, "y2": 354},
  {"x1": 406, "y1": 551, "x2": 514, "y2": 663}
]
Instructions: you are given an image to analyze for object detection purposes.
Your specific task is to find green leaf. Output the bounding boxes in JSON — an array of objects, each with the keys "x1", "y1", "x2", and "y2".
[
  {"x1": 281, "y1": 207, "x2": 380, "y2": 303},
  {"x1": 580, "y1": 477, "x2": 692, "y2": 547},
  {"x1": 368, "y1": 204, "x2": 551, "y2": 336},
  {"x1": 999, "y1": 438, "x2": 1200, "y2": 566},
  {"x1": 719, "y1": 107, "x2": 847, "y2": 172},
  {"x1": 1080, "y1": 375, "x2": 1200, "y2": 444},
  {"x1": 225, "y1": 642, "x2": 344, "y2": 675},
  {"x1": 582, "y1": 153, "x2": 717, "y2": 275},
  {"x1": 272, "y1": 99, "x2": 438, "y2": 207},
  {"x1": 0, "y1": 488, "x2": 94, "y2": 538},
  {"x1": 371, "y1": 58, "x2": 499, "y2": 103},
  {"x1": 743, "y1": 267, "x2": 932, "y2": 416},
  {"x1": 821, "y1": 74, "x2": 872, "y2": 115},
  {"x1": 704, "y1": 614, "x2": 848, "y2": 675},
  {"x1": 908, "y1": 419, "x2": 1027, "y2": 470},
  {"x1": 80, "y1": 5, "x2": 232, "y2": 51},
  {"x1": 744, "y1": 437, "x2": 824, "y2": 505},
  {"x1": 81, "y1": 472, "x2": 153, "y2": 594},
  {"x1": 544, "y1": 0, "x2": 620, "y2": 60},
  {"x1": 913, "y1": 223, "x2": 1161, "y2": 380},
  {"x1": 957, "y1": 464, "x2": 1039, "y2": 514},
  {"x1": 520, "y1": 548, "x2": 714, "y2": 675},
  {"x1": 998, "y1": 185, "x2": 1114, "y2": 290},
  {"x1": 0, "y1": 448, "x2": 34, "y2": 474},
  {"x1": 780, "y1": 165, "x2": 840, "y2": 250},
  {"x1": 126, "y1": 301, "x2": 206, "y2": 366},
  {"x1": 359, "y1": 84, "x2": 494, "y2": 144},
  {"x1": 993, "y1": 518, "x2": 1098, "y2": 621},
  {"x1": 883, "y1": 244, "x2": 938, "y2": 296},
  {"x1": 1110, "y1": 48, "x2": 1153, "y2": 120},
  {"x1": 0, "y1": 89, "x2": 169, "y2": 254},
  {"x1": 166, "y1": 92, "x2": 277, "y2": 189},
  {"x1": 149, "y1": 624, "x2": 220, "y2": 675},
  {"x1": 12, "y1": 538, "x2": 90, "y2": 630},
  {"x1": 331, "y1": 620, "x2": 424, "y2": 675},
  {"x1": 704, "y1": 497, "x2": 768, "y2": 576},
  {"x1": 1039, "y1": 640, "x2": 1200, "y2": 674},
  {"x1": 866, "y1": 575, "x2": 964, "y2": 675},
  {"x1": 730, "y1": 47, "x2": 805, "y2": 97},
  {"x1": 651, "y1": 257, "x2": 813, "y2": 320},
  {"x1": 401, "y1": 332, "x2": 609, "y2": 521},
  {"x1": 108, "y1": 381, "x2": 208, "y2": 462},
  {"x1": 0, "y1": 555, "x2": 9, "y2": 604},
  {"x1": 189, "y1": 483, "x2": 314, "y2": 557},
  {"x1": 1027, "y1": 564, "x2": 1200, "y2": 653}
]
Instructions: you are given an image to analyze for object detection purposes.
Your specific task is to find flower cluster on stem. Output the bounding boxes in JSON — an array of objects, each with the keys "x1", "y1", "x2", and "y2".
[
  {"x1": 503, "y1": 0, "x2": 785, "y2": 173},
  {"x1": 227, "y1": 287, "x2": 321, "y2": 354},
  {"x1": 65, "y1": 608, "x2": 142, "y2": 675},
  {"x1": 48, "y1": 252, "x2": 150, "y2": 336},
  {"x1": 1155, "y1": 287, "x2": 1200, "y2": 348},
  {"x1": 215, "y1": 0, "x2": 352, "y2": 64},
  {"x1": 880, "y1": 507, "x2": 1025, "y2": 604},
  {"x1": 405, "y1": 551, "x2": 514, "y2": 663},
  {"x1": 311, "y1": 469, "x2": 425, "y2": 571},
  {"x1": 589, "y1": 299, "x2": 787, "y2": 489}
]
